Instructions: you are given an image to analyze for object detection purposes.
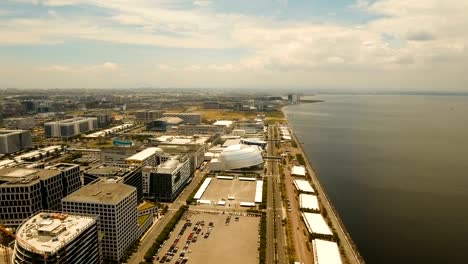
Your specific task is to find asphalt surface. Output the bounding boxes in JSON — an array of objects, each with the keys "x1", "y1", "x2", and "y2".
[
  {"x1": 266, "y1": 125, "x2": 287, "y2": 264},
  {"x1": 127, "y1": 170, "x2": 206, "y2": 264}
]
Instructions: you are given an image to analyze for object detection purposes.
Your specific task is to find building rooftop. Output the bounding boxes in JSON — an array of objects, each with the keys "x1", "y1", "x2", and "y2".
[
  {"x1": 0, "y1": 168, "x2": 60, "y2": 186},
  {"x1": 126, "y1": 147, "x2": 162, "y2": 162},
  {"x1": 15, "y1": 213, "x2": 96, "y2": 256},
  {"x1": 0, "y1": 129, "x2": 29, "y2": 136},
  {"x1": 45, "y1": 117, "x2": 96, "y2": 125},
  {"x1": 156, "y1": 117, "x2": 184, "y2": 124},
  {"x1": 86, "y1": 164, "x2": 137, "y2": 177},
  {"x1": 62, "y1": 181, "x2": 135, "y2": 204}
]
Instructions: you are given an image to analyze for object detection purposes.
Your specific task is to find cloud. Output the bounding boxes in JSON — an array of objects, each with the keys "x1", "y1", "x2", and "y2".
[
  {"x1": 193, "y1": 0, "x2": 212, "y2": 7},
  {"x1": 1, "y1": 0, "x2": 468, "y2": 90},
  {"x1": 406, "y1": 31, "x2": 435, "y2": 42},
  {"x1": 39, "y1": 62, "x2": 119, "y2": 73}
]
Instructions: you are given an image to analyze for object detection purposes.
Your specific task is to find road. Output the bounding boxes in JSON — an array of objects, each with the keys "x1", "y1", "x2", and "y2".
[
  {"x1": 265, "y1": 124, "x2": 287, "y2": 264},
  {"x1": 127, "y1": 169, "x2": 206, "y2": 264}
]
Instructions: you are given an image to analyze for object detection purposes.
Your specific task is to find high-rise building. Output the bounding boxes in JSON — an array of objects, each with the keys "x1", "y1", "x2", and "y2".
[
  {"x1": 0, "y1": 168, "x2": 63, "y2": 227},
  {"x1": 13, "y1": 212, "x2": 100, "y2": 264},
  {"x1": 3, "y1": 117, "x2": 35, "y2": 130},
  {"x1": 83, "y1": 164, "x2": 144, "y2": 201},
  {"x1": 0, "y1": 130, "x2": 32, "y2": 154},
  {"x1": 142, "y1": 157, "x2": 191, "y2": 202},
  {"x1": 44, "y1": 117, "x2": 98, "y2": 138},
  {"x1": 288, "y1": 93, "x2": 299, "y2": 104},
  {"x1": 62, "y1": 181, "x2": 138, "y2": 262},
  {"x1": 45, "y1": 163, "x2": 81, "y2": 196},
  {"x1": 162, "y1": 112, "x2": 202, "y2": 125}
]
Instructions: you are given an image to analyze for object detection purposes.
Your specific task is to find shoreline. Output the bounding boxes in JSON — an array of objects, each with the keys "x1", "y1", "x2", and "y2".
[{"x1": 282, "y1": 105, "x2": 365, "y2": 264}]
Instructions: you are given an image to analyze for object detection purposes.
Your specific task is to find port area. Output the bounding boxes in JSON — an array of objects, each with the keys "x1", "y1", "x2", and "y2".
[{"x1": 154, "y1": 211, "x2": 260, "y2": 264}]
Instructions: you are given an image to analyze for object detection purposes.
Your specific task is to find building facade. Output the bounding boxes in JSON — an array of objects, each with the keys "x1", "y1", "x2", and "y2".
[
  {"x1": 62, "y1": 182, "x2": 138, "y2": 262},
  {"x1": 0, "y1": 168, "x2": 63, "y2": 227},
  {"x1": 142, "y1": 157, "x2": 191, "y2": 202},
  {"x1": 13, "y1": 212, "x2": 100, "y2": 264},
  {"x1": 44, "y1": 117, "x2": 98, "y2": 138},
  {"x1": 0, "y1": 130, "x2": 32, "y2": 154},
  {"x1": 45, "y1": 163, "x2": 82, "y2": 196}
]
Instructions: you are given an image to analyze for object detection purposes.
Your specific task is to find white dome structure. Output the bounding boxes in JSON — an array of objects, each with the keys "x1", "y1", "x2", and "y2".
[{"x1": 219, "y1": 144, "x2": 264, "y2": 170}]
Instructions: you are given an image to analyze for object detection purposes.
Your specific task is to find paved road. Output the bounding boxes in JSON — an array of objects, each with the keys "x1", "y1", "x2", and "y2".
[
  {"x1": 266, "y1": 125, "x2": 287, "y2": 264},
  {"x1": 127, "y1": 170, "x2": 206, "y2": 264}
]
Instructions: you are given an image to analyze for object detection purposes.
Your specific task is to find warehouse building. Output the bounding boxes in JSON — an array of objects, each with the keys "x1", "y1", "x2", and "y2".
[
  {"x1": 0, "y1": 130, "x2": 32, "y2": 154},
  {"x1": 44, "y1": 117, "x2": 98, "y2": 138}
]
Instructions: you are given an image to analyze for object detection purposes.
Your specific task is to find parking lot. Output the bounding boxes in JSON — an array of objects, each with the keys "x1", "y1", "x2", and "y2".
[
  {"x1": 200, "y1": 178, "x2": 257, "y2": 207},
  {"x1": 155, "y1": 211, "x2": 260, "y2": 264}
]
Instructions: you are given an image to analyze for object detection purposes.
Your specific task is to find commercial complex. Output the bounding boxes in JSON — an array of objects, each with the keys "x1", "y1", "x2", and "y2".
[
  {"x1": 13, "y1": 212, "x2": 100, "y2": 264},
  {"x1": 0, "y1": 168, "x2": 63, "y2": 226},
  {"x1": 44, "y1": 117, "x2": 98, "y2": 138},
  {"x1": 142, "y1": 156, "x2": 191, "y2": 202},
  {"x1": 0, "y1": 130, "x2": 32, "y2": 154},
  {"x1": 62, "y1": 181, "x2": 138, "y2": 262},
  {"x1": 162, "y1": 112, "x2": 202, "y2": 125}
]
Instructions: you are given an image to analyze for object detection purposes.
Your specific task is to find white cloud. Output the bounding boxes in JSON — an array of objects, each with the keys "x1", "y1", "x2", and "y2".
[
  {"x1": 193, "y1": 0, "x2": 212, "y2": 7},
  {"x1": 39, "y1": 62, "x2": 119, "y2": 73},
  {"x1": 1, "y1": 0, "x2": 468, "y2": 90}
]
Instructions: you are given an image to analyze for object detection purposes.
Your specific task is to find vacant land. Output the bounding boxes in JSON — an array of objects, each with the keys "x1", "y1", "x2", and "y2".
[
  {"x1": 156, "y1": 211, "x2": 259, "y2": 264},
  {"x1": 200, "y1": 178, "x2": 257, "y2": 206}
]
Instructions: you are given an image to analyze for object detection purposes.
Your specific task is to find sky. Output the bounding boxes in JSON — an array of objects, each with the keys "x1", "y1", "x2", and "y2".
[{"x1": 0, "y1": 0, "x2": 467, "y2": 90}]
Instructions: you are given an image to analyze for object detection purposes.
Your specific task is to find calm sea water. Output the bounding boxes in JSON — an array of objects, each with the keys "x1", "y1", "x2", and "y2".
[{"x1": 284, "y1": 95, "x2": 468, "y2": 264}]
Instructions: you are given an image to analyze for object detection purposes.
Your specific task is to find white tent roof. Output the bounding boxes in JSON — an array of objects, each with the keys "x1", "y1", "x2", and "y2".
[
  {"x1": 299, "y1": 194, "x2": 319, "y2": 211},
  {"x1": 302, "y1": 212, "x2": 332, "y2": 236},
  {"x1": 194, "y1": 178, "x2": 212, "y2": 200},
  {"x1": 293, "y1": 179, "x2": 315, "y2": 193},
  {"x1": 313, "y1": 239, "x2": 343, "y2": 264},
  {"x1": 292, "y1": 166, "x2": 306, "y2": 176}
]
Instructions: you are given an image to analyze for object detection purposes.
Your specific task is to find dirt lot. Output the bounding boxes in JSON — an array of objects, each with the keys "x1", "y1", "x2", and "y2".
[
  {"x1": 200, "y1": 178, "x2": 257, "y2": 205},
  {"x1": 155, "y1": 211, "x2": 260, "y2": 264}
]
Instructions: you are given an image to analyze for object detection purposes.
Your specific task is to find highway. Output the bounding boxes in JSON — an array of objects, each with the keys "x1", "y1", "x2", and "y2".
[
  {"x1": 265, "y1": 124, "x2": 287, "y2": 264},
  {"x1": 127, "y1": 169, "x2": 205, "y2": 264}
]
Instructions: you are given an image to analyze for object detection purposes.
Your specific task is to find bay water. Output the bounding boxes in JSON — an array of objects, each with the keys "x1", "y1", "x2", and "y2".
[{"x1": 284, "y1": 95, "x2": 468, "y2": 264}]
